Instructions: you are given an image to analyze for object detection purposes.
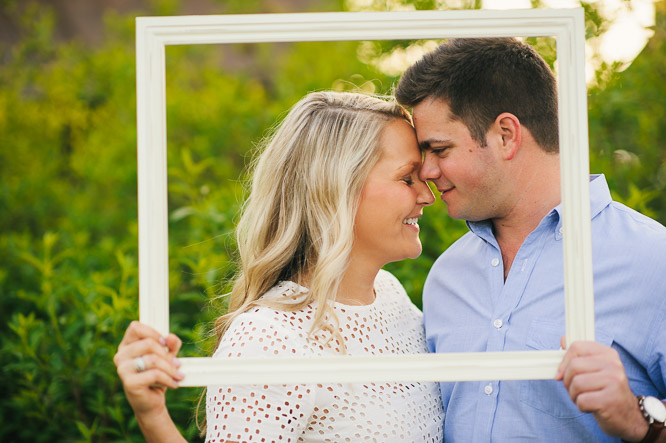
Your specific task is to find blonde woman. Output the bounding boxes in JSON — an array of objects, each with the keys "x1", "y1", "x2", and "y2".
[{"x1": 114, "y1": 91, "x2": 444, "y2": 442}]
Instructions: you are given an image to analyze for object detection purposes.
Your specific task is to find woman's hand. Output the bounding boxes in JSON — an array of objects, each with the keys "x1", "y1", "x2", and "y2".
[{"x1": 114, "y1": 321, "x2": 185, "y2": 418}]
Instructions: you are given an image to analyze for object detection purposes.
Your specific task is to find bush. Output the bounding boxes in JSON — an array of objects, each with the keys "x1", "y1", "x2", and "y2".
[{"x1": 0, "y1": 3, "x2": 464, "y2": 440}]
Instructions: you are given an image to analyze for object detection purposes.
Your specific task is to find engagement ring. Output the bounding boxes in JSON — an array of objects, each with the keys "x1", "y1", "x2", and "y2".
[{"x1": 134, "y1": 356, "x2": 146, "y2": 373}]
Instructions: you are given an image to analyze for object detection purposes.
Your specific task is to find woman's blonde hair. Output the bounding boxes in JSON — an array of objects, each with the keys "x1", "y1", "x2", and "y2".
[{"x1": 216, "y1": 90, "x2": 412, "y2": 344}]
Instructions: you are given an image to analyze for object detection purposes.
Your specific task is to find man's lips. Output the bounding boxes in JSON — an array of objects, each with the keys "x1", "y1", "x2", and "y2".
[{"x1": 438, "y1": 187, "x2": 454, "y2": 197}]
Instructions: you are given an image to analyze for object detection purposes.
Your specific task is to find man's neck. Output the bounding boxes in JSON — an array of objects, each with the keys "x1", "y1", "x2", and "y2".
[{"x1": 491, "y1": 154, "x2": 561, "y2": 280}]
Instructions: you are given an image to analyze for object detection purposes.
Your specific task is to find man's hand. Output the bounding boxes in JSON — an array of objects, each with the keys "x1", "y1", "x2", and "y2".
[{"x1": 555, "y1": 338, "x2": 649, "y2": 441}]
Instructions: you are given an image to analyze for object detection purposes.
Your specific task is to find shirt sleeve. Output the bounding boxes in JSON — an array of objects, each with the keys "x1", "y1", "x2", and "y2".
[
  {"x1": 651, "y1": 294, "x2": 666, "y2": 401},
  {"x1": 205, "y1": 311, "x2": 317, "y2": 443}
]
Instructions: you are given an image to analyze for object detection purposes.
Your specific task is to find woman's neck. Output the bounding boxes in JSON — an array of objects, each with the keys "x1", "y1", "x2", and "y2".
[{"x1": 335, "y1": 257, "x2": 380, "y2": 306}]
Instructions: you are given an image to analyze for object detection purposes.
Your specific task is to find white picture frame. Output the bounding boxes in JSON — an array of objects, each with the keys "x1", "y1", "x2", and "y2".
[{"x1": 136, "y1": 8, "x2": 594, "y2": 387}]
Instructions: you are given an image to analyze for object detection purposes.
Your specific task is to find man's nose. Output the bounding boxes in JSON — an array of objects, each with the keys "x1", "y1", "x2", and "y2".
[{"x1": 419, "y1": 154, "x2": 441, "y2": 182}]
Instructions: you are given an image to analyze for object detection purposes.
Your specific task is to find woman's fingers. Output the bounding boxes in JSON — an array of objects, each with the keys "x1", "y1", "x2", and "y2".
[
  {"x1": 116, "y1": 322, "x2": 182, "y2": 361},
  {"x1": 112, "y1": 321, "x2": 188, "y2": 420},
  {"x1": 114, "y1": 322, "x2": 185, "y2": 394},
  {"x1": 114, "y1": 336, "x2": 170, "y2": 367},
  {"x1": 119, "y1": 321, "x2": 165, "y2": 347},
  {"x1": 113, "y1": 321, "x2": 184, "y2": 396},
  {"x1": 164, "y1": 333, "x2": 182, "y2": 356},
  {"x1": 117, "y1": 352, "x2": 184, "y2": 384},
  {"x1": 122, "y1": 366, "x2": 182, "y2": 391}
]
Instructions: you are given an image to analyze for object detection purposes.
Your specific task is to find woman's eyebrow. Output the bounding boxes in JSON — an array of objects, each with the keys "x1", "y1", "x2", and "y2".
[{"x1": 396, "y1": 161, "x2": 421, "y2": 173}]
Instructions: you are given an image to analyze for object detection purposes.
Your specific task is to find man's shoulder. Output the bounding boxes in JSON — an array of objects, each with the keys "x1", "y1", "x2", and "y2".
[
  {"x1": 593, "y1": 201, "x2": 666, "y2": 272},
  {"x1": 599, "y1": 200, "x2": 666, "y2": 242},
  {"x1": 438, "y1": 230, "x2": 479, "y2": 256},
  {"x1": 428, "y1": 230, "x2": 481, "y2": 273},
  {"x1": 608, "y1": 200, "x2": 664, "y2": 227}
]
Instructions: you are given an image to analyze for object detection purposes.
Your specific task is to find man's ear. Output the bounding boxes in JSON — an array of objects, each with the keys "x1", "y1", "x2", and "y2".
[{"x1": 493, "y1": 112, "x2": 522, "y2": 160}]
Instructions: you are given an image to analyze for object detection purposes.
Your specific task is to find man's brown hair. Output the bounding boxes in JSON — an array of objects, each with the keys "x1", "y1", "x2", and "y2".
[{"x1": 395, "y1": 38, "x2": 559, "y2": 153}]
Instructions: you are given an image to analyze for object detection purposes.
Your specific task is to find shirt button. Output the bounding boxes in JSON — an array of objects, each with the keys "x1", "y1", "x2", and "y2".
[
  {"x1": 484, "y1": 384, "x2": 493, "y2": 395},
  {"x1": 493, "y1": 319, "x2": 503, "y2": 329},
  {"x1": 558, "y1": 227, "x2": 564, "y2": 234},
  {"x1": 491, "y1": 258, "x2": 500, "y2": 267}
]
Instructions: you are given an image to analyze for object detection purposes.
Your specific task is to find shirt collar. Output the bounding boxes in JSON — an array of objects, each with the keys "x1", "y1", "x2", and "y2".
[
  {"x1": 551, "y1": 173, "x2": 612, "y2": 221},
  {"x1": 466, "y1": 174, "x2": 612, "y2": 241}
]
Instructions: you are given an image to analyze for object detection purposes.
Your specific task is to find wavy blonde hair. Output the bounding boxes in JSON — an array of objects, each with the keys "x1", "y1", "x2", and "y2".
[
  {"x1": 215, "y1": 91, "x2": 412, "y2": 345},
  {"x1": 197, "y1": 91, "x2": 411, "y2": 433}
]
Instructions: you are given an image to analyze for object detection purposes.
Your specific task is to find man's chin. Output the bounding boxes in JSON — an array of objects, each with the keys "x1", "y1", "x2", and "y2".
[
  {"x1": 445, "y1": 206, "x2": 485, "y2": 223},
  {"x1": 443, "y1": 203, "x2": 464, "y2": 220}
]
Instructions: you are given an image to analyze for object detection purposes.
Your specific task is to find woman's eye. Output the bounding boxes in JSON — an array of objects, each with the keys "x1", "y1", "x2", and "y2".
[{"x1": 402, "y1": 177, "x2": 414, "y2": 185}]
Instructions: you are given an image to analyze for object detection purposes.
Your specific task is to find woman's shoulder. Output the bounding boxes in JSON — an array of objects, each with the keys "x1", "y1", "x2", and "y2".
[
  {"x1": 260, "y1": 280, "x2": 309, "y2": 302},
  {"x1": 214, "y1": 283, "x2": 314, "y2": 359},
  {"x1": 374, "y1": 269, "x2": 424, "y2": 326},
  {"x1": 375, "y1": 269, "x2": 409, "y2": 300}
]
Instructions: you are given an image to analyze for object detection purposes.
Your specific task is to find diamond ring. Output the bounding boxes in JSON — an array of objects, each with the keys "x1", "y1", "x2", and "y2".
[{"x1": 134, "y1": 356, "x2": 147, "y2": 373}]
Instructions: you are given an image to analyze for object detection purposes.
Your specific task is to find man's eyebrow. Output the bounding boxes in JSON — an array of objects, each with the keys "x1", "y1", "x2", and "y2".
[
  {"x1": 418, "y1": 138, "x2": 452, "y2": 152},
  {"x1": 418, "y1": 140, "x2": 432, "y2": 152}
]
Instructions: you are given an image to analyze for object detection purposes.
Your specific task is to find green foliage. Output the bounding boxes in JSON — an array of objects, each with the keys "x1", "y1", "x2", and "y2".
[
  {"x1": 0, "y1": 2, "x2": 460, "y2": 441},
  {"x1": 0, "y1": 5, "x2": 168, "y2": 440},
  {"x1": 2, "y1": 0, "x2": 665, "y2": 441},
  {"x1": 587, "y1": 3, "x2": 666, "y2": 222},
  {"x1": 2, "y1": 231, "x2": 141, "y2": 441}
]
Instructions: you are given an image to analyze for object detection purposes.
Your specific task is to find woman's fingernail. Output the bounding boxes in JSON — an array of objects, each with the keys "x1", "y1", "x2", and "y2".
[
  {"x1": 177, "y1": 371, "x2": 185, "y2": 380},
  {"x1": 173, "y1": 357, "x2": 181, "y2": 367},
  {"x1": 159, "y1": 337, "x2": 167, "y2": 346}
]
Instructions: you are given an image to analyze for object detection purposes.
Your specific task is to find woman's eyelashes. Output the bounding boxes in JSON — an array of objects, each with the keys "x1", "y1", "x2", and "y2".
[{"x1": 401, "y1": 175, "x2": 415, "y2": 185}]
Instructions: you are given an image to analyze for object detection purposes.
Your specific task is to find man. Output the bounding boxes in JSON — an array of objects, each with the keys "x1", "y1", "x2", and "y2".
[{"x1": 395, "y1": 38, "x2": 666, "y2": 442}]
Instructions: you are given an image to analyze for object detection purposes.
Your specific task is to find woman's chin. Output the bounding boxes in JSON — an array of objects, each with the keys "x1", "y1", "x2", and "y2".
[{"x1": 402, "y1": 243, "x2": 424, "y2": 261}]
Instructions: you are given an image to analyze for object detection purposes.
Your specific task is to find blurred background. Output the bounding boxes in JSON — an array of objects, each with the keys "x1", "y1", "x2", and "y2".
[{"x1": 1, "y1": 0, "x2": 664, "y2": 441}]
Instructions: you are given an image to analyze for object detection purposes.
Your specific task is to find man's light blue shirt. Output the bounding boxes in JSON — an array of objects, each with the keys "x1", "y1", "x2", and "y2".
[{"x1": 423, "y1": 174, "x2": 666, "y2": 442}]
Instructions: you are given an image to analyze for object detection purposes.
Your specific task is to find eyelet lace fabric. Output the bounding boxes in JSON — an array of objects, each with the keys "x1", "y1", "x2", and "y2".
[{"x1": 206, "y1": 270, "x2": 444, "y2": 442}]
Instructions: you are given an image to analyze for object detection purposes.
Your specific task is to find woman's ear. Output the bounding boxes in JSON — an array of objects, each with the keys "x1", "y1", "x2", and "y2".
[{"x1": 494, "y1": 112, "x2": 522, "y2": 160}]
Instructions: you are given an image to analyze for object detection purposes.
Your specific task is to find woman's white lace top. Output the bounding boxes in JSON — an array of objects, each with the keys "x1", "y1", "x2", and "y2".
[{"x1": 205, "y1": 269, "x2": 444, "y2": 442}]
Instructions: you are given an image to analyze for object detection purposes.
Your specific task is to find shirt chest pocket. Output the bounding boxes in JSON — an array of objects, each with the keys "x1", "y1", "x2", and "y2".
[{"x1": 519, "y1": 318, "x2": 614, "y2": 419}]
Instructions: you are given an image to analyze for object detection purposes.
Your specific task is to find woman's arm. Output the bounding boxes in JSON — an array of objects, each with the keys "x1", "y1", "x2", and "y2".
[
  {"x1": 115, "y1": 316, "x2": 315, "y2": 442},
  {"x1": 114, "y1": 321, "x2": 187, "y2": 443}
]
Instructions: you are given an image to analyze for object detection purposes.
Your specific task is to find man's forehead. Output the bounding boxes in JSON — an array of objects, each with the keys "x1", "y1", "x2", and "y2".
[{"x1": 413, "y1": 98, "x2": 456, "y2": 123}]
